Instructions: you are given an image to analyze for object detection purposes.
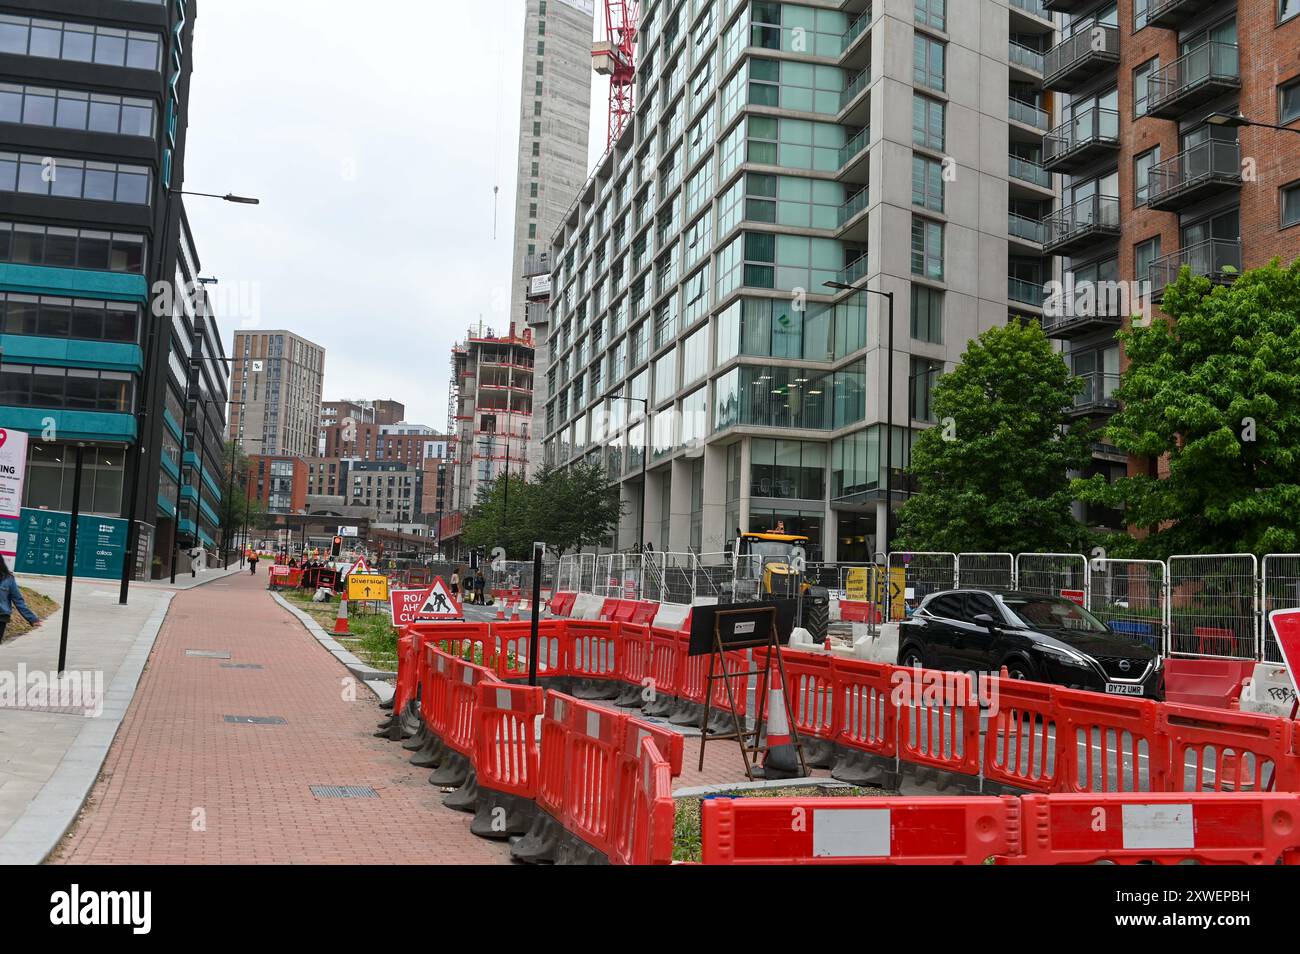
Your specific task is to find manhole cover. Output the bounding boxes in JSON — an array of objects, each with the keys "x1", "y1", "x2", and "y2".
[
  {"x1": 220, "y1": 663, "x2": 264, "y2": 670},
  {"x1": 223, "y1": 715, "x2": 286, "y2": 725},
  {"x1": 310, "y1": 785, "x2": 378, "y2": 799},
  {"x1": 186, "y1": 650, "x2": 231, "y2": 659}
]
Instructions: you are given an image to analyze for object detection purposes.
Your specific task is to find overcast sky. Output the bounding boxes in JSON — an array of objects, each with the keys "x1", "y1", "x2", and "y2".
[{"x1": 183, "y1": 0, "x2": 603, "y2": 428}]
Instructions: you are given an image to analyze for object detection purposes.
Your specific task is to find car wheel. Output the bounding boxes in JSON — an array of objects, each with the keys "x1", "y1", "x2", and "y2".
[
  {"x1": 900, "y1": 645, "x2": 926, "y2": 669},
  {"x1": 1003, "y1": 656, "x2": 1036, "y2": 681}
]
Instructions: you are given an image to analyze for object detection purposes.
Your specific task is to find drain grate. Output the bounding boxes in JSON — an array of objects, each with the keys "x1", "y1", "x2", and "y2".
[
  {"x1": 186, "y1": 650, "x2": 231, "y2": 659},
  {"x1": 220, "y1": 663, "x2": 264, "y2": 670},
  {"x1": 310, "y1": 785, "x2": 378, "y2": 799},
  {"x1": 223, "y1": 715, "x2": 286, "y2": 725}
]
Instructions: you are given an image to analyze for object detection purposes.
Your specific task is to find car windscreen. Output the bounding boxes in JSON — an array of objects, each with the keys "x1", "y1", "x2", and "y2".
[{"x1": 998, "y1": 596, "x2": 1109, "y2": 632}]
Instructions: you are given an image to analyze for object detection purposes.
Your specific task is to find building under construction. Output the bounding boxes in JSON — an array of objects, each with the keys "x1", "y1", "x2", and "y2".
[{"x1": 442, "y1": 322, "x2": 536, "y2": 559}]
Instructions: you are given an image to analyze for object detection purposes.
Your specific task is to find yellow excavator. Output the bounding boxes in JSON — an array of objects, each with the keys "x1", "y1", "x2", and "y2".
[{"x1": 734, "y1": 531, "x2": 831, "y2": 642}]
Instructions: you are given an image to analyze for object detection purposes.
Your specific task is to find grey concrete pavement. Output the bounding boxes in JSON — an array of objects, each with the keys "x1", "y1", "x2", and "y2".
[{"x1": 0, "y1": 576, "x2": 176, "y2": 863}]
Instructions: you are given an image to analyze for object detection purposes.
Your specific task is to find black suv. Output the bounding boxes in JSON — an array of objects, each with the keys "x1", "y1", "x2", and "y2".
[{"x1": 897, "y1": 589, "x2": 1163, "y2": 699}]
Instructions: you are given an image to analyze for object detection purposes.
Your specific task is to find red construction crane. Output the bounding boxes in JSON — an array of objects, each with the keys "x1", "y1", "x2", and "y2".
[{"x1": 592, "y1": 0, "x2": 639, "y2": 148}]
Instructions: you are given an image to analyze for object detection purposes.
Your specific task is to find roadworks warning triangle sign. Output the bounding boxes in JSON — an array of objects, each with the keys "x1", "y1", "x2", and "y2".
[
  {"x1": 351, "y1": 556, "x2": 372, "y2": 574},
  {"x1": 417, "y1": 576, "x2": 463, "y2": 620}
]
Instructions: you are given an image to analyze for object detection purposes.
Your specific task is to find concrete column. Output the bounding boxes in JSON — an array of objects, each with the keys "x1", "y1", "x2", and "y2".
[
  {"x1": 668, "y1": 457, "x2": 694, "y2": 553},
  {"x1": 642, "y1": 465, "x2": 666, "y2": 552},
  {"x1": 618, "y1": 480, "x2": 640, "y2": 551},
  {"x1": 701, "y1": 442, "x2": 727, "y2": 554},
  {"x1": 738, "y1": 437, "x2": 752, "y2": 533},
  {"x1": 875, "y1": 500, "x2": 888, "y2": 559},
  {"x1": 823, "y1": 508, "x2": 838, "y2": 564}
]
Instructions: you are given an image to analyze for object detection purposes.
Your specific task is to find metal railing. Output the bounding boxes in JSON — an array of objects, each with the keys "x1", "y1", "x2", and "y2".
[
  {"x1": 1008, "y1": 97, "x2": 1049, "y2": 130},
  {"x1": 1148, "y1": 40, "x2": 1240, "y2": 113},
  {"x1": 842, "y1": 9, "x2": 871, "y2": 49},
  {"x1": 1167, "y1": 554, "x2": 1258, "y2": 660},
  {"x1": 1043, "y1": 24, "x2": 1118, "y2": 86},
  {"x1": 1008, "y1": 40, "x2": 1043, "y2": 74},
  {"x1": 840, "y1": 67, "x2": 869, "y2": 109},
  {"x1": 1147, "y1": 139, "x2": 1241, "y2": 207},
  {"x1": 1008, "y1": 275, "x2": 1045, "y2": 306},
  {"x1": 1009, "y1": 0, "x2": 1052, "y2": 19},
  {"x1": 1009, "y1": 211, "x2": 1046, "y2": 245},
  {"x1": 1043, "y1": 194, "x2": 1120, "y2": 249},
  {"x1": 1043, "y1": 107, "x2": 1120, "y2": 165},
  {"x1": 838, "y1": 186, "x2": 870, "y2": 226},
  {"x1": 837, "y1": 125, "x2": 870, "y2": 169},
  {"x1": 1072, "y1": 371, "x2": 1121, "y2": 411},
  {"x1": 1148, "y1": 238, "x2": 1241, "y2": 299},
  {"x1": 837, "y1": 254, "x2": 869, "y2": 287},
  {"x1": 1008, "y1": 153, "x2": 1051, "y2": 189}
]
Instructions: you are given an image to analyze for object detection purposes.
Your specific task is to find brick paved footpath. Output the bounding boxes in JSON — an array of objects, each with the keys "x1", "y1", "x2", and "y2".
[
  {"x1": 52, "y1": 569, "x2": 797, "y2": 863},
  {"x1": 52, "y1": 569, "x2": 512, "y2": 864}
]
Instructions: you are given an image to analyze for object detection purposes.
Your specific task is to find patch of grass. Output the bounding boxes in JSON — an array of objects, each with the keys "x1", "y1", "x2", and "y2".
[
  {"x1": 4, "y1": 587, "x2": 58, "y2": 638},
  {"x1": 673, "y1": 783, "x2": 890, "y2": 863},
  {"x1": 279, "y1": 588, "x2": 398, "y2": 669}
]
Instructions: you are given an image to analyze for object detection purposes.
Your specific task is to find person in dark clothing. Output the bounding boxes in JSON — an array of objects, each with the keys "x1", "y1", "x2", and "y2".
[
  {"x1": 0, "y1": 557, "x2": 41, "y2": 643},
  {"x1": 474, "y1": 569, "x2": 486, "y2": 605},
  {"x1": 249, "y1": 552, "x2": 260, "y2": 575}
]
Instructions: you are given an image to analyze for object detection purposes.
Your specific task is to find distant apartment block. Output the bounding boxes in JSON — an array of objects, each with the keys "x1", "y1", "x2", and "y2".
[{"x1": 228, "y1": 330, "x2": 325, "y2": 458}]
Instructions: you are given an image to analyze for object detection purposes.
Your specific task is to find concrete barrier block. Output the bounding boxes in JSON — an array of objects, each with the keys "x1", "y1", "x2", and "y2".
[
  {"x1": 852, "y1": 623, "x2": 899, "y2": 664},
  {"x1": 572, "y1": 593, "x2": 604, "y2": 620},
  {"x1": 652, "y1": 603, "x2": 690, "y2": 631},
  {"x1": 1240, "y1": 662, "x2": 1297, "y2": 718}
]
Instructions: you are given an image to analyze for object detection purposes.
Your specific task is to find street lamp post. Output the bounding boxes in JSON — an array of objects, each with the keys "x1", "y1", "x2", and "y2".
[
  {"x1": 118, "y1": 188, "x2": 259, "y2": 605},
  {"x1": 1206, "y1": 111, "x2": 1300, "y2": 135},
  {"x1": 825, "y1": 279, "x2": 896, "y2": 551}
]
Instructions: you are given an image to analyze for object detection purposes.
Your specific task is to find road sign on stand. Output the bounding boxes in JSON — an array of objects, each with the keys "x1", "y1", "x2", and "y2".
[
  {"x1": 416, "y1": 576, "x2": 463, "y2": 620},
  {"x1": 347, "y1": 573, "x2": 389, "y2": 602},
  {"x1": 1268, "y1": 609, "x2": 1300, "y2": 710},
  {"x1": 390, "y1": 588, "x2": 430, "y2": 628}
]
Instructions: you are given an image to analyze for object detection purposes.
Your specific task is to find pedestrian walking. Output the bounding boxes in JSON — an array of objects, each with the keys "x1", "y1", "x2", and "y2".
[
  {"x1": 0, "y1": 556, "x2": 41, "y2": 643},
  {"x1": 474, "y1": 568, "x2": 485, "y2": 605},
  {"x1": 450, "y1": 568, "x2": 460, "y2": 600},
  {"x1": 249, "y1": 551, "x2": 260, "y2": 575}
]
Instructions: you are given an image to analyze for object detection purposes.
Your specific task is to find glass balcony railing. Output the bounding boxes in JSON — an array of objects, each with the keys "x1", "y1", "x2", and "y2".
[
  {"x1": 1148, "y1": 41, "x2": 1240, "y2": 117},
  {"x1": 1043, "y1": 25, "x2": 1119, "y2": 90},
  {"x1": 837, "y1": 125, "x2": 870, "y2": 168},
  {"x1": 842, "y1": 10, "x2": 871, "y2": 50},
  {"x1": 1043, "y1": 194, "x2": 1120, "y2": 252},
  {"x1": 840, "y1": 67, "x2": 869, "y2": 109},
  {"x1": 1042, "y1": 106, "x2": 1120, "y2": 169},
  {"x1": 1071, "y1": 372, "x2": 1122, "y2": 412},
  {"x1": 1149, "y1": 238, "x2": 1242, "y2": 299},
  {"x1": 1009, "y1": 40, "x2": 1044, "y2": 74},
  {"x1": 1147, "y1": 139, "x2": 1241, "y2": 209},
  {"x1": 1009, "y1": 0, "x2": 1053, "y2": 19},
  {"x1": 838, "y1": 186, "x2": 870, "y2": 226},
  {"x1": 1008, "y1": 276, "x2": 1045, "y2": 306},
  {"x1": 1009, "y1": 212, "x2": 1046, "y2": 245},
  {"x1": 1008, "y1": 153, "x2": 1052, "y2": 188},
  {"x1": 1008, "y1": 97, "x2": 1049, "y2": 130},
  {"x1": 837, "y1": 255, "x2": 869, "y2": 287}
]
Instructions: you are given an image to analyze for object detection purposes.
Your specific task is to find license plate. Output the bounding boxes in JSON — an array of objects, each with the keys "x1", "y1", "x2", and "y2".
[{"x1": 1105, "y1": 683, "x2": 1144, "y2": 696}]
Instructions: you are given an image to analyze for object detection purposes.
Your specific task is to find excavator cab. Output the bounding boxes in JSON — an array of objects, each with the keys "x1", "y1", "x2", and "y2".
[{"x1": 734, "y1": 532, "x2": 831, "y2": 641}]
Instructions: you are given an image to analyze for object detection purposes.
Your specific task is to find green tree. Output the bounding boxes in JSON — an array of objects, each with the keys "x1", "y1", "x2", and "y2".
[
  {"x1": 461, "y1": 471, "x2": 536, "y2": 559},
  {"x1": 1073, "y1": 258, "x2": 1300, "y2": 556},
  {"x1": 218, "y1": 441, "x2": 266, "y2": 554},
  {"x1": 895, "y1": 319, "x2": 1092, "y2": 553}
]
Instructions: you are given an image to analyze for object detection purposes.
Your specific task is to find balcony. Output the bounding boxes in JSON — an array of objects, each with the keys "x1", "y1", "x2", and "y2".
[
  {"x1": 1044, "y1": 0, "x2": 1096, "y2": 12},
  {"x1": 1068, "y1": 372, "x2": 1122, "y2": 418},
  {"x1": 1042, "y1": 107, "x2": 1120, "y2": 173},
  {"x1": 525, "y1": 301, "x2": 549, "y2": 326},
  {"x1": 1008, "y1": 276, "x2": 1045, "y2": 308},
  {"x1": 837, "y1": 254, "x2": 869, "y2": 288},
  {"x1": 1149, "y1": 238, "x2": 1241, "y2": 301},
  {"x1": 840, "y1": 10, "x2": 871, "y2": 68},
  {"x1": 1008, "y1": 97, "x2": 1049, "y2": 132},
  {"x1": 1147, "y1": 41, "x2": 1240, "y2": 120},
  {"x1": 1147, "y1": 140, "x2": 1242, "y2": 212},
  {"x1": 1009, "y1": 0, "x2": 1055, "y2": 27},
  {"x1": 1040, "y1": 285, "x2": 1126, "y2": 339},
  {"x1": 1043, "y1": 26, "x2": 1119, "y2": 93},
  {"x1": 1042, "y1": 194, "x2": 1120, "y2": 256},
  {"x1": 838, "y1": 186, "x2": 870, "y2": 239},
  {"x1": 1008, "y1": 40, "x2": 1044, "y2": 78},
  {"x1": 839, "y1": 67, "x2": 871, "y2": 126},
  {"x1": 1009, "y1": 211, "x2": 1046, "y2": 247},
  {"x1": 1147, "y1": 0, "x2": 1217, "y2": 30},
  {"x1": 522, "y1": 251, "x2": 551, "y2": 277},
  {"x1": 836, "y1": 125, "x2": 871, "y2": 182},
  {"x1": 1008, "y1": 153, "x2": 1053, "y2": 190}
]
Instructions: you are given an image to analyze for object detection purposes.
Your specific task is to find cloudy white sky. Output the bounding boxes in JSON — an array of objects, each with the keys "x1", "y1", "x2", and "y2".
[{"x1": 182, "y1": 0, "x2": 604, "y2": 427}]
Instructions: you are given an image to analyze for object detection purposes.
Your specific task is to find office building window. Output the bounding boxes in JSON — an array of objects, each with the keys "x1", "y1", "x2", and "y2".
[
  {"x1": 1135, "y1": 0, "x2": 1150, "y2": 30},
  {"x1": 1134, "y1": 236, "x2": 1161, "y2": 285},
  {"x1": 911, "y1": 217, "x2": 943, "y2": 280},
  {"x1": 1281, "y1": 76, "x2": 1300, "y2": 125},
  {"x1": 0, "y1": 153, "x2": 150, "y2": 204},
  {"x1": 1283, "y1": 0, "x2": 1299, "y2": 24},
  {"x1": 913, "y1": 34, "x2": 945, "y2": 92},
  {"x1": 0, "y1": 84, "x2": 154, "y2": 137},
  {"x1": 1135, "y1": 146, "x2": 1160, "y2": 206},
  {"x1": 912, "y1": 154, "x2": 944, "y2": 212},
  {"x1": 0, "y1": 16, "x2": 162, "y2": 70},
  {"x1": 1282, "y1": 181, "x2": 1300, "y2": 228},
  {"x1": 0, "y1": 293, "x2": 139, "y2": 342},
  {"x1": 0, "y1": 222, "x2": 145, "y2": 272},
  {"x1": 915, "y1": 0, "x2": 946, "y2": 31},
  {"x1": 910, "y1": 285, "x2": 943, "y2": 344},
  {"x1": 910, "y1": 356, "x2": 943, "y2": 423},
  {"x1": 1134, "y1": 58, "x2": 1158, "y2": 117},
  {"x1": 913, "y1": 94, "x2": 944, "y2": 150}
]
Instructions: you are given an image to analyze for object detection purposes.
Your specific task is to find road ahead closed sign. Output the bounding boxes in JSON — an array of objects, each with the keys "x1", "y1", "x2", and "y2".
[{"x1": 347, "y1": 573, "x2": 389, "y2": 602}]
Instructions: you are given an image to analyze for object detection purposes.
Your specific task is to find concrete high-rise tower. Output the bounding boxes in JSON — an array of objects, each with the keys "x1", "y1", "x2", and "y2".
[{"x1": 508, "y1": 0, "x2": 596, "y2": 477}]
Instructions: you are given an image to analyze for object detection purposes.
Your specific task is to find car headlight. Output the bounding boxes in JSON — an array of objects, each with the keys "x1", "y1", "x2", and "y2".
[{"x1": 1033, "y1": 644, "x2": 1092, "y2": 667}]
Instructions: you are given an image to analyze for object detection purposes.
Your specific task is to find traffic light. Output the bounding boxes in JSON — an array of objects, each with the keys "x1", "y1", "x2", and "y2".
[{"x1": 331, "y1": 535, "x2": 342, "y2": 558}]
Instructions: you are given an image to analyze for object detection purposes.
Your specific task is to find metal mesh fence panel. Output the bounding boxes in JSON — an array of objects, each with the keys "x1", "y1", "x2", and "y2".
[
  {"x1": 885, "y1": 552, "x2": 957, "y2": 621},
  {"x1": 693, "y1": 551, "x2": 732, "y2": 600},
  {"x1": 956, "y1": 553, "x2": 1015, "y2": 590},
  {"x1": 1086, "y1": 558, "x2": 1165, "y2": 653},
  {"x1": 661, "y1": 552, "x2": 696, "y2": 605},
  {"x1": 1015, "y1": 553, "x2": 1089, "y2": 600},
  {"x1": 1167, "y1": 554, "x2": 1259, "y2": 659},
  {"x1": 1261, "y1": 554, "x2": 1300, "y2": 663}
]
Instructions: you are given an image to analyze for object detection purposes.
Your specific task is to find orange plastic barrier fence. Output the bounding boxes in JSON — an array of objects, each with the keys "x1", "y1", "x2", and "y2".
[
  {"x1": 616, "y1": 623, "x2": 652, "y2": 689},
  {"x1": 474, "y1": 682, "x2": 544, "y2": 800},
  {"x1": 628, "y1": 602, "x2": 659, "y2": 626},
  {"x1": 832, "y1": 657, "x2": 897, "y2": 758},
  {"x1": 707, "y1": 645, "x2": 751, "y2": 719},
  {"x1": 701, "y1": 795, "x2": 1020, "y2": 865},
  {"x1": 1159, "y1": 703, "x2": 1298, "y2": 793},
  {"x1": 566, "y1": 621, "x2": 620, "y2": 682},
  {"x1": 549, "y1": 593, "x2": 576, "y2": 618},
  {"x1": 983, "y1": 677, "x2": 1061, "y2": 793},
  {"x1": 631, "y1": 738, "x2": 676, "y2": 865},
  {"x1": 598, "y1": 599, "x2": 619, "y2": 621},
  {"x1": 490, "y1": 620, "x2": 563, "y2": 680},
  {"x1": 895, "y1": 668, "x2": 981, "y2": 776},
  {"x1": 1012, "y1": 792, "x2": 1300, "y2": 865},
  {"x1": 762, "y1": 648, "x2": 835, "y2": 742},
  {"x1": 536, "y1": 692, "x2": 571, "y2": 822},
  {"x1": 442, "y1": 653, "x2": 498, "y2": 758},
  {"x1": 422, "y1": 646, "x2": 454, "y2": 739},
  {"x1": 647, "y1": 627, "x2": 684, "y2": 701},
  {"x1": 611, "y1": 718, "x2": 684, "y2": 865},
  {"x1": 1056, "y1": 688, "x2": 1166, "y2": 793},
  {"x1": 561, "y1": 695, "x2": 625, "y2": 859}
]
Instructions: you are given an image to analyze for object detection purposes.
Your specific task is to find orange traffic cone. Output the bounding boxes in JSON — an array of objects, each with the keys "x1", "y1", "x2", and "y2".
[
  {"x1": 760, "y1": 667, "x2": 803, "y2": 779},
  {"x1": 334, "y1": 597, "x2": 350, "y2": 635}
]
